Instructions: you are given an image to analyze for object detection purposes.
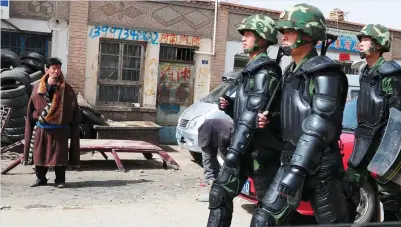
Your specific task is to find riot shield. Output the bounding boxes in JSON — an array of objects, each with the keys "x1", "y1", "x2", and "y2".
[{"x1": 367, "y1": 107, "x2": 401, "y2": 185}]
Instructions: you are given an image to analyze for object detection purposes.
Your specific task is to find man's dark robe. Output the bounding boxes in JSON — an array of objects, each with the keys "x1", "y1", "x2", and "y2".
[{"x1": 23, "y1": 74, "x2": 81, "y2": 167}]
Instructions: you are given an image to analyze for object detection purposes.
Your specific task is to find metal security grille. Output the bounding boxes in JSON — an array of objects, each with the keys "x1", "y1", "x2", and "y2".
[
  {"x1": 159, "y1": 45, "x2": 195, "y2": 63},
  {"x1": 97, "y1": 39, "x2": 144, "y2": 105},
  {"x1": 1, "y1": 30, "x2": 50, "y2": 57}
]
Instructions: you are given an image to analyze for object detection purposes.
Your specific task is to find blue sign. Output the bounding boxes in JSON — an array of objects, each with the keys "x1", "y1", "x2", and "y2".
[
  {"x1": 316, "y1": 34, "x2": 360, "y2": 53},
  {"x1": 1, "y1": 0, "x2": 8, "y2": 7},
  {"x1": 202, "y1": 60, "x2": 208, "y2": 64},
  {"x1": 0, "y1": 0, "x2": 9, "y2": 19}
]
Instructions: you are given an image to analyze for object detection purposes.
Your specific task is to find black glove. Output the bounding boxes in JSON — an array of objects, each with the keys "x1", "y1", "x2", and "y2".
[{"x1": 278, "y1": 167, "x2": 305, "y2": 197}]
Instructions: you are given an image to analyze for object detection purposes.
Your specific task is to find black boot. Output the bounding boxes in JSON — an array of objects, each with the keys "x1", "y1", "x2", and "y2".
[
  {"x1": 54, "y1": 165, "x2": 66, "y2": 188},
  {"x1": 32, "y1": 166, "x2": 48, "y2": 187},
  {"x1": 31, "y1": 179, "x2": 47, "y2": 187}
]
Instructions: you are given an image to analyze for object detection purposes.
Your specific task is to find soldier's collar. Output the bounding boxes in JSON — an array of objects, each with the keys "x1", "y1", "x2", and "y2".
[
  {"x1": 368, "y1": 56, "x2": 385, "y2": 74},
  {"x1": 293, "y1": 48, "x2": 318, "y2": 73}
]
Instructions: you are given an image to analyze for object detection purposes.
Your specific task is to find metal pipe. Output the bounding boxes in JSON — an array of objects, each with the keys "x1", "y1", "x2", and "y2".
[{"x1": 195, "y1": 0, "x2": 218, "y2": 55}]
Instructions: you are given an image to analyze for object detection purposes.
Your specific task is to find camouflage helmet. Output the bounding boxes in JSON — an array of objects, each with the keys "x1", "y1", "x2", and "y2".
[
  {"x1": 357, "y1": 24, "x2": 391, "y2": 52},
  {"x1": 237, "y1": 14, "x2": 278, "y2": 45},
  {"x1": 277, "y1": 3, "x2": 327, "y2": 41}
]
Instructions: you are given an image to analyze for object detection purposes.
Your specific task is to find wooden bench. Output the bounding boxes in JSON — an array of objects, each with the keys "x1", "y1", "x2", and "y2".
[{"x1": 1, "y1": 139, "x2": 179, "y2": 174}]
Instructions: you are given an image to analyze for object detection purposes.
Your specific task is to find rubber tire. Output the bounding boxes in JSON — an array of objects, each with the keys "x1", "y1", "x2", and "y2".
[
  {"x1": 1, "y1": 93, "x2": 29, "y2": 109},
  {"x1": 1, "y1": 49, "x2": 21, "y2": 68},
  {"x1": 20, "y1": 52, "x2": 46, "y2": 63},
  {"x1": 353, "y1": 181, "x2": 376, "y2": 223},
  {"x1": 0, "y1": 70, "x2": 30, "y2": 87},
  {"x1": 0, "y1": 85, "x2": 26, "y2": 99},
  {"x1": 9, "y1": 107, "x2": 27, "y2": 118},
  {"x1": 21, "y1": 58, "x2": 45, "y2": 72},
  {"x1": 3, "y1": 126, "x2": 25, "y2": 135},
  {"x1": 1, "y1": 134, "x2": 24, "y2": 144},
  {"x1": 5, "y1": 116, "x2": 26, "y2": 128},
  {"x1": 29, "y1": 71, "x2": 43, "y2": 82},
  {"x1": 79, "y1": 123, "x2": 93, "y2": 139},
  {"x1": 81, "y1": 106, "x2": 106, "y2": 125},
  {"x1": 13, "y1": 65, "x2": 35, "y2": 75}
]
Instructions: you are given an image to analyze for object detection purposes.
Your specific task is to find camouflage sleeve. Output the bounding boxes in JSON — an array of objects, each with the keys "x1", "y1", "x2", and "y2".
[
  {"x1": 388, "y1": 75, "x2": 401, "y2": 110},
  {"x1": 382, "y1": 77, "x2": 393, "y2": 96}
]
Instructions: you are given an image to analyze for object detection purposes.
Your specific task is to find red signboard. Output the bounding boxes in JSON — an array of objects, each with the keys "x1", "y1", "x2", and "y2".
[{"x1": 339, "y1": 53, "x2": 350, "y2": 61}]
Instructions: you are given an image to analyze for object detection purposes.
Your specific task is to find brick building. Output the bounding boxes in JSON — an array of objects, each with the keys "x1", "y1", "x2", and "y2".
[{"x1": 2, "y1": 0, "x2": 401, "y2": 142}]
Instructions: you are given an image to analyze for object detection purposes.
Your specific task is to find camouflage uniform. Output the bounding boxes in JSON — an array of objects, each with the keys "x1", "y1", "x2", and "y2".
[
  {"x1": 207, "y1": 14, "x2": 283, "y2": 227},
  {"x1": 347, "y1": 24, "x2": 401, "y2": 219},
  {"x1": 250, "y1": 4, "x2": 350, "y2": 226}
]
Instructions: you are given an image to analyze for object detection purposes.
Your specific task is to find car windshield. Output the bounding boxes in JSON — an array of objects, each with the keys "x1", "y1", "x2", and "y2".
[
  {"x1": 342, "y1": 97, "x2": 358, "y2": 131},
  {"x1": 202, "y1": 81, "x2": 231, "y2": 104}
]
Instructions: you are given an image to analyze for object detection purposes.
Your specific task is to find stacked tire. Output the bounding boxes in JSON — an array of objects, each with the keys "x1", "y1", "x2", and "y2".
[{"x1": 1, "y1": 49, "x2": 46, "y2": 145}]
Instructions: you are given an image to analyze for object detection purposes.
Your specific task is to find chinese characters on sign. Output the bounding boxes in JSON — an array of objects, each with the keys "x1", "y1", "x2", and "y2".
[
  {"x1": 316, "y1": 28, "x2": 361, "y2": 53},
  {"x1": 159, "y1": 34, "x2": 201, "y2": 47}
]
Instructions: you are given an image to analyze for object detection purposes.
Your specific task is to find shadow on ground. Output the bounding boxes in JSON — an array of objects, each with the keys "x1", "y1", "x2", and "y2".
[
  {"x1": 76, "y1": 159, "x2": 168, "y2": 172},
  {"x1": 159, "y1": 145, "x2": 180, "y2": 153},
  {"x1": 65, "y1": 179, "x2": 153, "y2": 188}
]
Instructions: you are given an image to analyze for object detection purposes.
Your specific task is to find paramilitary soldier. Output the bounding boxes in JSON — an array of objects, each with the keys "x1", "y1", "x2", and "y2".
[
  {"x1": 206, "y1": 14, "x2": 283, "y2": 227},
  {"x1": 254, "y1": 3, "x2": 351, "y2": 225},
  {"x1": 346, "y1": 24, "x2": 401, "y2": 219}
]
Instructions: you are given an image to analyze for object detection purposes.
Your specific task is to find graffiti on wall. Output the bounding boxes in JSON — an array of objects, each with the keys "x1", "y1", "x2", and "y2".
[
  {"x1": 197, "y1": 67, "x2": 209, "y2": 88},
  {"x1": 144, "y1": 57, "x2": 158, "y2": 97},
  {"x1": 159, "y1": 34, "x2": 201, "y2": 47},
  {"x1": 157, "y1": 63, "x2": 193, "y2": 105},
  {"x1": 89, "y1": 25, "x2": 159, "y2": 44}
]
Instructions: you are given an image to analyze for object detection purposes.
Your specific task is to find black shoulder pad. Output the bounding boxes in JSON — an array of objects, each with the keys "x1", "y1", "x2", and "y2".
[
  {"x1": 243, "y1": 56, "x2": 280, "y2": 75},
  {"x1": 301, "y1": 55, "x2": 341, "y2": 74},
  {"x1": 378, "y1": 60, "x2": 401, "y2": 77}
]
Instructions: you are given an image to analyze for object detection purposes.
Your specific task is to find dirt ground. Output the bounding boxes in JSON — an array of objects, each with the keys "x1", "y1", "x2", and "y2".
[{"x1": 0, "y1": 145, "x2": 258, "y2": 227}]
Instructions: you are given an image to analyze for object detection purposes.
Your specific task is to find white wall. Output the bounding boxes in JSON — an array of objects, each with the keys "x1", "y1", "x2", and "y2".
[
  {"x1": 1, "y1": 18, "x2": 69, "y2": 75},
  {"x1": 225, "y1": 41, "x2": 244, "y2": 74}
]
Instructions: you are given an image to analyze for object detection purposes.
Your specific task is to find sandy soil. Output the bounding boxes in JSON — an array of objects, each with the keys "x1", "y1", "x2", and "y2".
[{"x1": 0, "y1": 145, "x2": 256, "y2": 227}]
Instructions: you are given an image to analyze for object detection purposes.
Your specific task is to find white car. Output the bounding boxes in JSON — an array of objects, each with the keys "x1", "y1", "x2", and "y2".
[{"x1": 175, "y1": 71, "x2": 239, "y2": 161}]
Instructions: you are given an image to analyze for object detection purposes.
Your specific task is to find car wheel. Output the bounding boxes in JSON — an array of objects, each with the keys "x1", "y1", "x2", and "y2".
[
  {"x1": 353, "y1": 181, "x2": 376, "y2": 223},
  {"x1": 189, "y1": 151, "x2": 202, "y2": 163}
]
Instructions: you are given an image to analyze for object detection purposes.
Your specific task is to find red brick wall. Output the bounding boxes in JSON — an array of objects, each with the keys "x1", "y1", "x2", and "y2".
[
  {"x1": 67, "y1": 1, "x2": 89, "y2": 94},
  {"x1": 210, "y1": 6, "x2": 229, "y2": 91}
]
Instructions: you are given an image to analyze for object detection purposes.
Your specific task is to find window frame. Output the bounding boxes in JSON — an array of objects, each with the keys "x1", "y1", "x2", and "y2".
[
  {"x1": 0, "y1": 29, "x2": 51, "y2": 57},
  {"x1": 159, "y1": 44, "x2": 196, "y2": 64},
  {"x1": 96, "y1": 38, "x2": 146, "y2": 106}
]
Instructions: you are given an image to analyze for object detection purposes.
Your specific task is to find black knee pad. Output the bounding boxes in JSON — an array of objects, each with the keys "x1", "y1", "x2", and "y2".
[
  {"x1": 209, "y1": 184, "x2": 229, "y2": 209},
  {"x1": 250, "y1": 207, "x2": 276, "y2": 227}
]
